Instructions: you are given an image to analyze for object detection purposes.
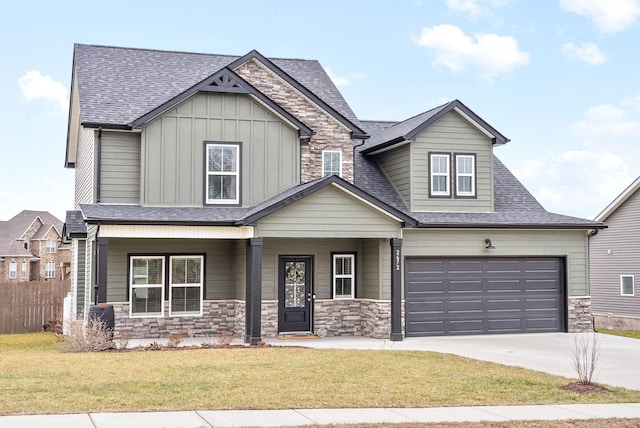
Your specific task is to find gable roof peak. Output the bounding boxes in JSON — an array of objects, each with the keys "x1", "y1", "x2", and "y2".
[{"x1": 594, "y1": 175, "x2": 640, "y2": 221}]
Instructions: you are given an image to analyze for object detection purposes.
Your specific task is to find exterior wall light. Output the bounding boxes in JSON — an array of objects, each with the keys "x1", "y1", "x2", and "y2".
[{"x1": 485, "y1": 239, "x2": 495, "y2": 249}]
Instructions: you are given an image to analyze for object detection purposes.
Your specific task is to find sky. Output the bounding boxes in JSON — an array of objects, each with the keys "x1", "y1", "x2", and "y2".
[{"x1": 2, "y1": 0, "x2": 640, "y2": 222}]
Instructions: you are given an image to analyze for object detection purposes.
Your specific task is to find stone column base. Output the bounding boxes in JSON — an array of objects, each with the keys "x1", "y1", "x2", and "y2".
[{"x1": 567, "y1": 297, "x2": 593, "y2": 332}]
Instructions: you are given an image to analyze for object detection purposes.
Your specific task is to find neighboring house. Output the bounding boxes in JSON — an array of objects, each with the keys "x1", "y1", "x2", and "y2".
[
  {"x1": 64, "y1": 44, "x2": 604, "y2": 342},
  {"x1": 590, "y1": 177, "x2": 640, "y2": 330},
  {"x1": 0, "y1": 210, "x2": 71, "y2": 281}
]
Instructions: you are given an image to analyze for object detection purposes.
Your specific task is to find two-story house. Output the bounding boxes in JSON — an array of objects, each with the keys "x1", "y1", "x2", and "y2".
[
  {"x1": 0, "y1": 210, "x2": 70, "y2": 281},
  {"x1": 64, "y1": 44, "x2": 603, "y2": 342}
]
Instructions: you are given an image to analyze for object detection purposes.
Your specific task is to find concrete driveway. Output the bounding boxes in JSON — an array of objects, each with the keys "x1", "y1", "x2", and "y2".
[{"x1": 266, "y1": 333, "x2": 640, "y2": 391}]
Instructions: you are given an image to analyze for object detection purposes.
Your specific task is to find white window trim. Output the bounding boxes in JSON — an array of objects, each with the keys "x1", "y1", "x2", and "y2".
[
  {"x1": 8, "y1": 261, "x2": 17, "y2": 279},
  {"x1": 169, "y1": 255, "x2": 204, "y2": 317},
  {"x1": 333, "y1": 254, "x2": 355, "y2": 299},
  {"x1": 130, "y1": 256, "x2": 165, "y2": 318},
  {"x1": 322, "y1": 150, "x2": 342, "y2": 177},
  {"x1": 45, "y1": 261, "x2": 56, "y2": 279},
  {"x1": 430, "y1": 153, "x2": 450, "y2": 196},
  {"x1": 455, "y1": 154, "x2": 476, "y2": 197},
  {"x1": 21, "y1": 261, "x2": 27, "y2": 279},
  {"x1": 206, "y1": 143, "x2": 240, "y2": 205},
  {"x1": 621, "y1": 275, "x2": 635, "y2": 296},
  {"x1": 45, "y1": 240, "x2": 57, "y2": 253}
]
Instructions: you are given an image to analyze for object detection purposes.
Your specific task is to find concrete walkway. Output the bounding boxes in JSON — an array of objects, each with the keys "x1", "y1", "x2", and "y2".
[{"x1": 2, "y1": 404, "x2": 640, "y2": 427}]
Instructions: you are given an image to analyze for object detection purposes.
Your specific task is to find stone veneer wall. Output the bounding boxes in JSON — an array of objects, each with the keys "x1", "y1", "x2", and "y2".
[
  {"x1": 567, "y1": 297, "x2": 594, "y2": 332},
  {"x1": 112, "y1": 300, "x2": 243, "y2": 339},
  {"x1": 234, "y1": 59, "x2": 355, "y2": 183}
]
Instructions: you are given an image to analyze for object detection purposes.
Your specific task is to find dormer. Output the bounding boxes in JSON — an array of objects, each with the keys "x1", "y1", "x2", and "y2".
[{"x1": 360, "y1": 100, "x2": 509, "y2": 213}]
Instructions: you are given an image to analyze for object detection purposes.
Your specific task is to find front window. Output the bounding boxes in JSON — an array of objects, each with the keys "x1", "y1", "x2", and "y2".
[
  {"x1": 206, "y1": 143, "x2": 239, "y2": 204},
  {"x1": 621, "y1": 275, "x2": 634, "y2": 296},
  {"x1": 455, "y1": 154, "x2": 476, "y2": 197},
  {"x1": 322, "y1": 150, "x2": 342, "y2": 177},
  {"x1": 45, "y1": 240, "x2": 56, "y2": 253},
  {"x1": 169, "y1": 256, "x2": 204, "y2": 316},
  {"x1": 333, "y1": 254, "x2": 355, "y2": 299},
  {"x1": 9, "y1": 261, "x2": 16, "y2": 279},
  {"x1": 45, "y1": 261, "x2": 55, "y2": 278},
  {"x1": 130, "y1": 257, "x2": 164, "y2": 317},
  {"x1": 430, "y1": 153, "x2": 450, "y2": 196},
  {"x1": 21, "y1": 261, "x2": 27, "y2": 279}
]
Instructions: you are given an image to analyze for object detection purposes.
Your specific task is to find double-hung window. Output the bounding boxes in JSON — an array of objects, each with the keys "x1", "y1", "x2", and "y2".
[
  {"x1": 621, "y1": 275, "x2": 635, "y2": 296},
  {"x1": 8, "y1": 261, "x2": 16, "y2": 279},
  {"x1": 322, "y1": 150, "x2": 342, "y2": 177},
  {"x1": 206, "y1": 143, "x2": 240, "y2": 205},
  {"x1": 455, "y1": 154, "x2": 476, "y2": 197},
  {"x1": 45, "y1": 240, "x2": 56, "y2": 253},
  {"x1": 430, "y1": 153, "x2": 450, "y2": 196},
  {"x1": 45, "y1": 261, "x2": 55, "y2": 278},
  {"x1": 21, "y1": 261, "x2": 27, "y2": 279},
  {"x1": 130, "y1": 256, "x2": 164, "y2": 317},
  {"x1": 169, "y1": 256, "x2": 204, "y2": 316},
  {"x1": 333, "y1": 254, "x2": 355, "y2": 299}
]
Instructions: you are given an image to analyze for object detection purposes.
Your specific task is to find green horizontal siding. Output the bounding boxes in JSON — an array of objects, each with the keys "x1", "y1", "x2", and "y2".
[
  {"x1": 402, "y1": 229, "x2": 589, "y2": 296},
  {"x1": 256, "y1": 185, "x2": 402, "y2": 238},
  {"x1": 377, "y1": 144, "x2": 411, "y2": 209}
]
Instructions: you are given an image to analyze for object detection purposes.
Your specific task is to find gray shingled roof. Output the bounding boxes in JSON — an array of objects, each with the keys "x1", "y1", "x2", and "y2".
[
  {"x1": 73, "y1": 44, "x2": 361, "y2": 128},
  {"x1": 64, "y1": 210, "x2": 87, "y2": 238},
  {"x1": 0, "y1": 211, "x2": 63, "y2": 256},
  {"x1": 79, "y1": 204, "x2": 249, "y2": 225}
]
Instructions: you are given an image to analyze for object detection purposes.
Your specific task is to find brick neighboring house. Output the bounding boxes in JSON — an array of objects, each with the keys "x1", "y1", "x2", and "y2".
[{"x1": 0, "y1": 210, "x2": 71, "y2": 281}]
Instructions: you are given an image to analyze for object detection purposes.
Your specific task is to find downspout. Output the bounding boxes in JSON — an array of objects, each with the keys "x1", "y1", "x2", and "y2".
[
  {"x1": 94, "y1": 223, "x2": 100, "y2": 305},
  {"x1": 96, "y1": 128, "x2": 102, "y2": 203}
]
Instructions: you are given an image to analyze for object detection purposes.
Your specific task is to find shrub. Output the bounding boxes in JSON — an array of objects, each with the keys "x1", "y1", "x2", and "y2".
[
  {"x1": 61, "y1": 319, "x2": 112, "y2": 352},
  {"x1": 167, "y1": 332, "x2": 184, "y2": 348},
  {"x1": 216, "y1": 331, "x2": 235, "y2": 347},
  {"x1": 571, "y1": 332, "x2": 600, "y2": 385}
]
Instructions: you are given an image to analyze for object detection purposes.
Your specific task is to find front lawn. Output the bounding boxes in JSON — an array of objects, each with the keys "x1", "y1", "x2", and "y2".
[
  {"x1": 2, "y1": 333, "x2": 640, "y2": 415},
  {"x1": 599, "y1": 330, "x2": 640, "y2": 339}
]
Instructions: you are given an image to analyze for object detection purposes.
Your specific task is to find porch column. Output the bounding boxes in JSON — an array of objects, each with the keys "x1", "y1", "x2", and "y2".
[
  {"x1": 95, "y1": 237, "x2": 109, "y2": 304},
  {"x1": 390, "y1": 238, "x2": 403, "y2": 341},
  {"x1": 245, "y1": 237, "x2": 263, "y2": 345}
]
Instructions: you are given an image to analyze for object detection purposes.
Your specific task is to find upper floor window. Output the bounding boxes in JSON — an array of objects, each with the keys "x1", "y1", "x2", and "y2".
[
  {"x1": 46, "y1": 240, "x2": 56, "y2": 253},
  {"x1": 332, "y1": 253, "x2": 355, "y2": 299},
  {"x1": 206, "y1": 143, "x2": 240, "y2": 205},
  {"x1": 455, "y1": 154, "x2": 476, "y2": 197},
  {"x1": 9, "y1": 261, "x2": 16, "y2": 279},
  {"x1": 430, "y1": 153, "x2": 450, "y2": 196},
  {"x1": 45, "y1": 261, "x2": 55, "y2": 278},
  {"x1": 621, "y1": 275, "x2": 634, "y2": 296},
  {"x1": 21, "y1": 261, "x2": 27, "y2": 279},
  {"x1": 322, "y1": 150, "x2": 342, "y2": 177}
]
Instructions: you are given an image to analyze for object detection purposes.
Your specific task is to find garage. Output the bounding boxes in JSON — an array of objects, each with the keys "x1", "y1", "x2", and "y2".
[{"x1": 405, "y1": 257, "x2": 565, "y2": 336}]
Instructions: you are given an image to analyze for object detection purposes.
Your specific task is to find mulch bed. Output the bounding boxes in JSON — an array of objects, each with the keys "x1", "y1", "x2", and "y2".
[{"x1": 562, "y1": 382, "x2": 612, "y2": 394}]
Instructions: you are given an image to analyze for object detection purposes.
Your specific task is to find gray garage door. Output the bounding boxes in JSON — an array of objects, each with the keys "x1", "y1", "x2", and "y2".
[{"x1": 405, "y1": 257, "x2": 565, "y2": 336}]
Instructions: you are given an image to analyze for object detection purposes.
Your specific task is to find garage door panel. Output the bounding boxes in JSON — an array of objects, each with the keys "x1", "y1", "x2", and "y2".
[{"x1": 406, "y1": 257, "x2": 565, "y2": 337}]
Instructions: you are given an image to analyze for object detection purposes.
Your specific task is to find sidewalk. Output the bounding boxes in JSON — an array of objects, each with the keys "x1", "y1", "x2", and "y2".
[{"x1": 2, "y1": 404, "x2": 640, "y2": 427}]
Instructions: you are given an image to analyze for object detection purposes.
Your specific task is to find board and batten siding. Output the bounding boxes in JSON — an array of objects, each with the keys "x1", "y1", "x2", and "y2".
[
  {"x1": 590, "y1": 190, "x2": 640, "y2": 316},
  {"x1": 142, "y1": 92, "x2": 299, "y2": 207},
  {"x1": 74, "y1": 128, "x2": 95, "y2": 208},
  {"x1": 75, "y1": 239, "x2": 86, "y2": 315},
  {"x1": 103, "y1": 238, "x2": 237, "y2": 303},
  {"x1": 402, "y1": 229, "x2": 589, "y2": 297},
  {"x1": 377, "y1": 144, "x2": 411, "y2": 209},
  {"x1": 411, "y1": 111, "x2": 493, "y2": 212},
  {"x1": 255, "y1": 185, "x2": 402, "y2": 239},
  {"x1": 99, "y1": 131, "x2": 141, "y2": 204}
]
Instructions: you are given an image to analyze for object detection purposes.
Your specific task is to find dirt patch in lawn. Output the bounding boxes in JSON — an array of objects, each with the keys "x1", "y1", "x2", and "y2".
[{"x1": 562, "y1": 382, "x2": 612, "y2": 394}]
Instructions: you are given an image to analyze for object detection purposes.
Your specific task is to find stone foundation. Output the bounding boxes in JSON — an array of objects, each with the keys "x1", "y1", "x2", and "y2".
[
  {"x1": 567, "y1": 297, "x2": 594, "y2": 332},
  {"x1": 593, "y1": 313, "x2": 640, "y2": 331},
  {"x1": 110, "y1": 298, "x2": 399, "y2": 339}
]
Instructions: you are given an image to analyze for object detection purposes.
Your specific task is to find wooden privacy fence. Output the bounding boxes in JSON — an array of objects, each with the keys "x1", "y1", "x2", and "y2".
[{"x1": 0, "y1": 280, "x2": 69, "y2": 334}]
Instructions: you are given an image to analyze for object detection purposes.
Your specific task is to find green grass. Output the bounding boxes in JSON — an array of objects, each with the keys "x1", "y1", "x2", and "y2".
[
  {"x1": 598, "y1": 330, "x2": 640, "y2": 339},
  {"x1": 2, "y1": 333, "x2": 640, "y2": 416}
]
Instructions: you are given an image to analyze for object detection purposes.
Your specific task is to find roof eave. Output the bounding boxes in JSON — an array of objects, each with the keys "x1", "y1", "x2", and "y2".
[{"x1": 415, "y1": 222, "x2": 606, "y2": 230}]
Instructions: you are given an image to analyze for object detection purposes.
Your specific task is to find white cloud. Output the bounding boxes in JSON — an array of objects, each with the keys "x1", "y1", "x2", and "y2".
[
  {"x1": 326, "y1": 68, "x2": 364, "y2": 87},
  {"x1": 512, "y1": 95, "x2": 640, "y2": 219},
  {"x1": 562, "y1": 42, "x2": 607, "y2": 65},
  {"x1": 444, "y1": 0, "x2": 509, "y2": 20},
  {"x1": 413, "y1": 24, "x2": 530, "y2": 81},
  {"x1": 18, "y1": 70, "x2": 68, "y2": 112},
  {"x1": 560, "y1": 0, "x2": 640, "y2": 33}
]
